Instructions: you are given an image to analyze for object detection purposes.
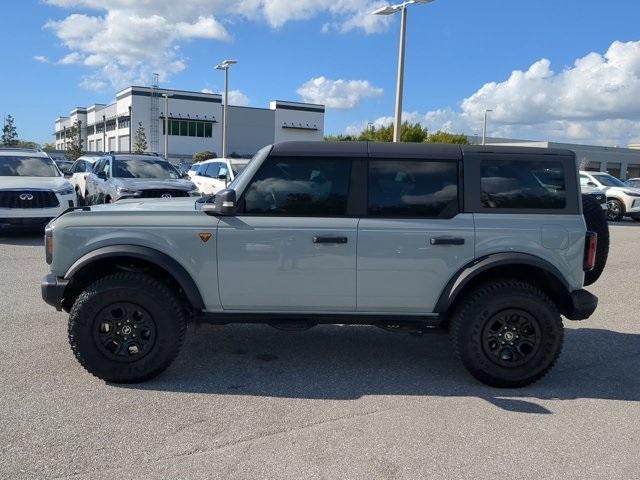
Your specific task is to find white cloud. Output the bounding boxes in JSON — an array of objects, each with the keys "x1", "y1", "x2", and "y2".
[
  {"x1": 42, "y1": 0, "x2": 395, "y2": 91},
  {"x1": 33, "y1": 55, "x2": 50, "y2": 63},
  {"x1": 297, "y1": 76, "x2": 383, "y2": 109},
  {"x1": 58, "y1": 52, "x2": 82, "y2": 64},
  {"x1": 347, "y1": 40, "x2": 640, "y2": 146},
  {"x1": 203, "y1": 88, "x2": 251, "y2": 106}
]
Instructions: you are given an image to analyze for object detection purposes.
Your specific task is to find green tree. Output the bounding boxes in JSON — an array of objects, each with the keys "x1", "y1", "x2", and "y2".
[
  {"x1": 133, "y1": 122, "x2": 148, "y2": 153},
  {"x1": 66, "y1": 120, "x2": 84, "y2": 160},
  {"x1": 324, "y1": 134, "x2": 357, "y2": 142},
  {"x1": 14, "y1": 140, "x2": 41, "y2": 150},
  {"x1": 2, "y1": 114, "x2": 18, "y2": 146},
  {"x1": 193, "y1": 151, "x2": 217, "y2": 163},
  {"x1": 358, "y1": 122, "x2": 429, "y2": 143},
  {"x1": 425, "y1": 131, "x2": 469, "y2": 144},
  {"x1": 42, "y1": 142, "x2": 56, "y2": 152}
]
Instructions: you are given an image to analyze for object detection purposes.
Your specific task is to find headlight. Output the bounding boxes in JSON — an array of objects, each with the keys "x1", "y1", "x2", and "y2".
[
  {"x1": 189, "y1": 189, "x2": 202, "y2": 197},
  {"x1": 623, "y1": 191, "x2": 640, "y2": 197},
  {"x1": 116, "y1": 187, "x2": 142, "y2": 197},
  {"x1": 56, "y1": 186, "x2": 74, "y2": 196}
]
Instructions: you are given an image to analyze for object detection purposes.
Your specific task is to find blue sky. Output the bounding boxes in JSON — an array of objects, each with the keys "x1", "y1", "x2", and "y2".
[{"x1": 2, "y1": 0, "x2": 640, "y2": 146}]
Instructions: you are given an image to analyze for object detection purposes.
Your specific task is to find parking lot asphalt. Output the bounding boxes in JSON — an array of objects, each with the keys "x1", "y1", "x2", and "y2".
[{"x1": 1, "y1": 223, "x2": 639, "y2": 480}]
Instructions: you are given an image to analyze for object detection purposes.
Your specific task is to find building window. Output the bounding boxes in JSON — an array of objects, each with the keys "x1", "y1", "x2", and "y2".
[{"x1": 162, "y1": 118, "x2": 213, "y2": 138}]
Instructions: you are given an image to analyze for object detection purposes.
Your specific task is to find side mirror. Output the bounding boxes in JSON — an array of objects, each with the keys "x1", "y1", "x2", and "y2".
[
  {"x1": 217, "y1": 174, "x2": 228, "y2": 181},
  {"x1": 203, "y1": 189, "x2": 237, "y2": 216},
  {"x1": 97, "y1": 172, "x2": 108, "y2": 180},
  {"x1": 587, "y1": 181, "x2": 597, "y2": 187}
]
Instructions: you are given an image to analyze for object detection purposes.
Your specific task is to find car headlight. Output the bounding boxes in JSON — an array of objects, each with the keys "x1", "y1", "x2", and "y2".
[
  {"x1": 116, "y1": 187, "x2": 142, "y2": 197},
  {"x1": 56, "y1": 186, "x2": 74, "y2": 196},
  {"x1": 623, "y1": 191, "x2": 640, "y2": 197},
  {"x1": 189, "y1": 189, "x2": 203, "y2": 197}
]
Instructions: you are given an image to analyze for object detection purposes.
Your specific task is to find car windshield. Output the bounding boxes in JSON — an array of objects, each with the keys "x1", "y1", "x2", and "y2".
[
  {"x1": 593, "y1": 174, "x2": 625, "y2": 187},
  {"x1": 113, "y1": 158, "x2": 180, "y2": 179},
  {"x1": 0, "y1": 156, "x2": 61, "y2": 177}
]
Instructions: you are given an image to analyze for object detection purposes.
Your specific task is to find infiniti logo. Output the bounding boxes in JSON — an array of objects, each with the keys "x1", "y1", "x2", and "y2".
[
  {"x1": 161, "y1": 193, "x2": 172, "y2": 199},
  {"x1": 19, "y1": 193, "x2": 34, "y2": 201}
]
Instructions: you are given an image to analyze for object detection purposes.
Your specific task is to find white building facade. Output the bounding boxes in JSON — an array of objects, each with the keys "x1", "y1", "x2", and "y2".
[{"x1": 54, "y1": 87, "x2": 325, "y2": 160}]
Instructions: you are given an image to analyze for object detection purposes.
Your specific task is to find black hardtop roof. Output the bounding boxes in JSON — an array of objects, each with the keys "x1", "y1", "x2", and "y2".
[{"x1": 270, "y1": 141, "x2": 575, "y2": 158}]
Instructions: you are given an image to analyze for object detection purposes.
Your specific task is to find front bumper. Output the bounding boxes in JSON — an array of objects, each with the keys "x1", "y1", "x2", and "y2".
[
  {"x1": 41, "y1": 274, "x2": 69, "y2": 311},
  {"x1": 564, "y1": 289, "x2": 598, "y2": 321}
]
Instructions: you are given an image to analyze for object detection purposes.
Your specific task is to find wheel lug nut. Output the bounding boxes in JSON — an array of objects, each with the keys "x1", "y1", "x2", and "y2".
[{"x1": 128, "y1": 345, "x2": 139, "y2": 355}]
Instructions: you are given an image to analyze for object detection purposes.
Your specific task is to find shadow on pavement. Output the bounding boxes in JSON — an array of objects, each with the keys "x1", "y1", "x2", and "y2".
[
  {"x1": 124, "y1": 325, "x2": 640, "y2": 414},
  {"x1": 0, "y1": 231, "x2": 42, "y2": 246}
]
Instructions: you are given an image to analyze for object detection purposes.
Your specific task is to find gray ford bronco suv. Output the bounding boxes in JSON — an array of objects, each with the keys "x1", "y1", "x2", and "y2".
[{"x1": 42, "y1": 142, "x2": 608, "y2": 388}]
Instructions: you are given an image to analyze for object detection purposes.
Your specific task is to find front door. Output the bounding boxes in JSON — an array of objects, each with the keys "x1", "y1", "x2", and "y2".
[
  {"x1": 217, "y1": 156, "x2": 357, "y2": 311},
  {"x1": 357, "y1": 158, "x2": 475, "y2": 313}
]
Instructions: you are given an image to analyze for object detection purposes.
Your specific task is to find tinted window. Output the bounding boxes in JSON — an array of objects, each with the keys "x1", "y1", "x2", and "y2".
[
  {"x1": 204, "y1": 163, "x2": 223, "y2": 178},
  {"x1": 0, "y1": 156, "x2": 60, "y2": 177},
  {"x1": 481, "y1": 160, "x2": 566, "y2": 209},
  {"x1": 368, "y1": 160, "x2": 458, "y2": 217},
  {"x1": 592, "y1": 173, "x2": 625, "y2": 187},
  {"x1": 243, "y1": 157, "x2": 351, "y2": 216}
]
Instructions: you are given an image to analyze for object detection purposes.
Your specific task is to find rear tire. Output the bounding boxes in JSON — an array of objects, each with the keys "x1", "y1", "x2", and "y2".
[
  {"x1": 68, "y1": 272, "x2": 186, "y2": 383},
  {"x1": 582, "y1": 194, "x2": 609, "y2": 286},
  {"x1": 450, "y1": 280, "x2": 563, "y2": 388}
]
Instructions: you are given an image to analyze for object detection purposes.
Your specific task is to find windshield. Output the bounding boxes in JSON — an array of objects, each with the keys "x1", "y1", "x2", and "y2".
[
  {"x1": 0, "y1": 156, "x2": 61, "y2": 177},
  {"x1": 113, "y1": 159, "x2": 180, "y2": 179},
  {"x1": 593, "y1": 174, "x2": 626, "y2": 187}
]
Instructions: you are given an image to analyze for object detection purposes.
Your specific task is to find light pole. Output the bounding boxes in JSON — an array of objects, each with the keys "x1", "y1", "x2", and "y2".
[
  {"x1": 373, "y1": 0, "x2": 435, "y2": 143},
  {"x1": 162, "y1": 93, "x2": 173, "y2": 160},
  {"x1": 215, "y1": 59, "x2": 238, "y2": 158},
  {"x1": 482, "y1": 109, "x2": 493, "y2": 145}
]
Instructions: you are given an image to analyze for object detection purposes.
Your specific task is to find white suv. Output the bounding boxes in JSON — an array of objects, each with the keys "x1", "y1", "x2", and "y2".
[
  {"x1": 579, "y1": 171, "x2": 640, "y2": 221},
  {"x1": 191, "y1": 158, "x2": 249, "y2": 195},
  {"x1": 66, "y1": 154, "x2": 107, "y2": 204},
  {"x1": 0, "y1": 148, "x2": 76, "y2": 230}
]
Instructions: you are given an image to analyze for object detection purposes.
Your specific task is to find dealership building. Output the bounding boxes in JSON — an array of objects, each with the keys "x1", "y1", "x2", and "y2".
[
  {"x1": 472, "y1": 137, "x2": 640, "y2": 180},
  {"x1": 54, "y1": 86, "x2": 325, "y2": 160}
]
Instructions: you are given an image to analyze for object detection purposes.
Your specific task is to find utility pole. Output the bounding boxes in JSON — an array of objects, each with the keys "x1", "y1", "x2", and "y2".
[
  {"x1": 162, "y1": 93, "x2": 173, "y2": 160},
  {"x1": 215, "y1": 59, "x2": 238, "y2": 158}
]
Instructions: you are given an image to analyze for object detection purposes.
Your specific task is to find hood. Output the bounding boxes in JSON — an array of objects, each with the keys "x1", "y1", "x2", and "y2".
[
  {"x1": 602, "y1": 185, "x2": 640, "y2": 194},
  {"x1": 90, "y1": 197, "x2": 199, "y2": 213},
  {"x1": 114, "y1": 178, "x2": 196, "y2": 191},
  {"x1": 0, "y1": 176, "x2": 71, "y2": 191}
]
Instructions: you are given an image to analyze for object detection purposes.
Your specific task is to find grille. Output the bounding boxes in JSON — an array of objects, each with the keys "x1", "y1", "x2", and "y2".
[
  {"x1": 138, "y1": 189, "x2": 189, "y2": 199},
  {"x1": 0, "y1": 190, "x2": 59, "y2": 209}
]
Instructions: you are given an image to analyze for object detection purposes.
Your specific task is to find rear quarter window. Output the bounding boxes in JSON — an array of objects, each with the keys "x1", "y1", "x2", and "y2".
[{"x1": 480, "y1": 160, "x2": 566, "y2": 210}]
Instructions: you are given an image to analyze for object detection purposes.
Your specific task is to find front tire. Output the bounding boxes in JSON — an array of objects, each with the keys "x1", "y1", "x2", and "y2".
[
  {"x1": 450, "y1": 280, "x2": 563, "y2": 388},
  {"x1": 606, "y1": 198, "x2": 624, "y2": 221},
  {"x1": 68, "y1": 272, "x2": 186, "y2": 383}
]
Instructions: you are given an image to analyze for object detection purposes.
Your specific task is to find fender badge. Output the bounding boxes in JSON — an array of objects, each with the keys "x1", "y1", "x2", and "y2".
[{"x1": 199, "y1": 232, "x2": 212, "y2": 243}]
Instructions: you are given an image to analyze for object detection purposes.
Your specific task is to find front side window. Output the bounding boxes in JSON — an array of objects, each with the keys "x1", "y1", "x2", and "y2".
[
  {"x1": 204, "y1": 163, "x2": 223, "y2": 178},
  {"x1": 481, "y1": 159, "x2": 566, "y2": 209},
  {"x1": 591, "y1": 173, "x2": 625, "y2": 187},
  {"x1": 0, "y1": 156, "x2": 61, "y2": 177},
  {"x1": 243, "y1": 157, "x2": 351, "y2": 216},
  {"x1": 580, "y1": 174, "x2": 592, "y2": 186},
  {"x1": 368, "y1": 160, "x2": 458, "y2": 218},
  {"x1": 113, "y1": 159, "x2": 180, "y2": 179}
]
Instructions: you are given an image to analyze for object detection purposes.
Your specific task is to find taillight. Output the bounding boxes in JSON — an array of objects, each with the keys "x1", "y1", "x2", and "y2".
[{"x1": 584, "y1": 231, "x2": 597, "y2": 272}]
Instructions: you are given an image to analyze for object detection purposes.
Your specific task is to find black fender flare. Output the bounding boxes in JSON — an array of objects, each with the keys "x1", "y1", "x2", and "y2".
[
  {"x1": 64, "y1": 245, "x2": 205, "y2": 310},
  {"x1": 434, "y1": 252, "x2": 571, "y2": 314}
]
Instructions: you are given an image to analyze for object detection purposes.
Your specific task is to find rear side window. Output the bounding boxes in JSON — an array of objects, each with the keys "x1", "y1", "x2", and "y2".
[
  {"x1": 481, "y1": 160, "x2": 566, "y2": 209},
  {"x1": 368, "y1": 160, "x2": 458, "y2": 218},
  {"x1": 243, "y1": 157, "x2": 352, "y2": 216}
]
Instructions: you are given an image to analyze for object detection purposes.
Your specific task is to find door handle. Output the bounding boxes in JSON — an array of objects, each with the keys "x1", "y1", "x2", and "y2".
[
  {"x1": 313, "y1": 236, "x2": 348, "y2": 244},
  {"x1": 430, "y1": 237, "x2": 465, "y2": 246}
]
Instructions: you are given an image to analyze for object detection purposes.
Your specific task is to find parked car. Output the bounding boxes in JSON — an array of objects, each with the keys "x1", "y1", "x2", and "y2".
[
  {"x1": 191, "y1": 158, "x2": 252, "y2": 195},
  {"x1": 625, "y1": 178, "x2": 640, "y2": 189},
  {"x1": 66, "y1": 154, "x2": 107, "y2": 204},
  {"x1": 85, "y1": 154, "x2": 199, "y2": 204},
  {"x1": 0, "y1": 148, "x2": 76, "y2": 230},
  {"x1": 42, "y1": 142, "x2": 608, "y2": 388},
  {"x1": 579, "y1": 170, "x2": 640, "y2": 221},
  {"x1": 55, "y1": 160, "x2": 74, "y2": 175},
  {"x1": 187, "y1": 162, "x2": 201, "y2": 179},
  {"x1": 581, "y1": 185, "x2": 608, "y2": 211}
]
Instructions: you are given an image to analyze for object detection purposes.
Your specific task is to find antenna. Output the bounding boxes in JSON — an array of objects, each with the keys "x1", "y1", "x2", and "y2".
[{"x1": 149, "y1": 73, "x2": 160, "y2": 153}]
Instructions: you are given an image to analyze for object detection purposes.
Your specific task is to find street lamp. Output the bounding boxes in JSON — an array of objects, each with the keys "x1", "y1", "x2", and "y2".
[
  {"x1": 482, "y1": 109, "x2": 493, "y2": 145},
  {"x1": 373, "y1": 0, "x2": 435, "y2": 143},
  {"x1": 162, "y1": 93, "x2": 173, "y2": 160},
  {"x1": 215, "y1": 59, "x2": 238, "y2": 158}
]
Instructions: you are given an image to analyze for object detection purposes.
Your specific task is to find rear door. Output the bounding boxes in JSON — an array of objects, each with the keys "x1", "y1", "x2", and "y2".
[
  {"x1": 357, "y1": 152, "x2": 475, "y2": 313},
  {"x1": 217, "y1": 155, "x2": 358, "y2": 311}
]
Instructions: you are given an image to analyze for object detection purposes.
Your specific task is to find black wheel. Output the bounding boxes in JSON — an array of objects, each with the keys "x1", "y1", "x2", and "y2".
[
  {"x1": 451, "y1": 280, "x2": 563, "y2": 388},
  {"x1": 606, "y1": 198, "x2": 624, "y2": 221},
  {"x1": 68, "y1": 272, "x2": 186, "y2": 383},
  {"x1": 582, "y1": 194, "x2": 609, "y2": 286}
]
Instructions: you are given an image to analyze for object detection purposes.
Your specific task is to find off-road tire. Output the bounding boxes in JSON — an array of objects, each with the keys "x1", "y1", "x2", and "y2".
[
  {"x1": 450, "y1": 280, "x2": 564, "y2": 388},
  {"x1": 68, "y1": 272, "x2": 186, "y2": 383},
  {"x1": 582, "y1": 194, "x2": 609, "y2": 286}
]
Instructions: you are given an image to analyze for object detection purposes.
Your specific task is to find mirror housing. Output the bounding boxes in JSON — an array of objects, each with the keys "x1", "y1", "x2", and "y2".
[
  {"x1": 202, "y1": 189, "x2": 237, "y2": 216},
  {"x1": 587, "y1": 181, "x2": 597, "y2": 187},
  {"x1": 97, "y1": 171, "x2": 108, "y2": 180}
]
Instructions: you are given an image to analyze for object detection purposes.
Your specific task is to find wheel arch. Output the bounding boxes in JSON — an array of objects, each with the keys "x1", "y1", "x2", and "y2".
[
  {"x1": 61, "y1": 245, "x2": 205, "y2": 313},
  {"x1": 435, "y1": 253, "x2": 573, "y2": 319}
]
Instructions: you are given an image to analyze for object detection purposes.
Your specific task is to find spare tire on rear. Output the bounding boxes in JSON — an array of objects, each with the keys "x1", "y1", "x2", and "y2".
[{"x1": 582, "y1": 194, "x2": 609, "y2": 286}]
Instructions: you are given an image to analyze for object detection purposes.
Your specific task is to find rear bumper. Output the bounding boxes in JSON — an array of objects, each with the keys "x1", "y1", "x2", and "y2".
[
  {"x1": 41, "y1": 274, "x2": 69, "y2": 311},
  {"x1": 564, "y1": 289, "x2": 598, "y2": 321}
]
